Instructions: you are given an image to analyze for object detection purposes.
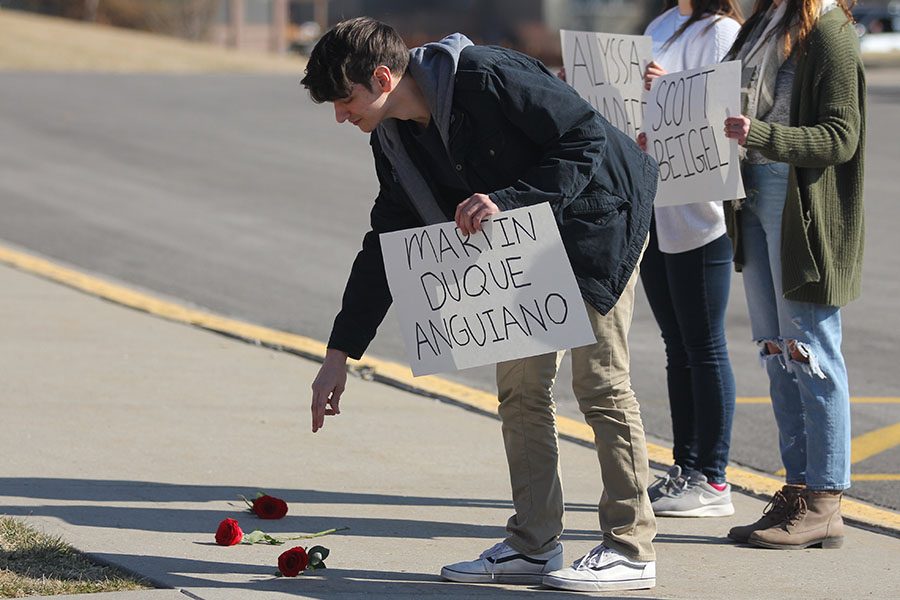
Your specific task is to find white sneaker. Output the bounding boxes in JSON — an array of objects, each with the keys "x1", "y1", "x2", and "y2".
[
  {"x1": 440, "y1": 541, "x2": 564, "y2": 584},
  {"x1": 542, "y1": 544, "x2": 656, "y2": 592}
]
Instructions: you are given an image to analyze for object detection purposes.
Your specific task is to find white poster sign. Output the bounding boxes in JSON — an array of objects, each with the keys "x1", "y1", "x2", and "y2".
[
  {"x1": 560, "y1": 30, "x2": 653, "y2": 137},
  {"x1": 380, "y1": 204, "x2": 596, "y2": 376},
  {"x1": 644, "y1": 60, "x2": 746, "y2": 207}
]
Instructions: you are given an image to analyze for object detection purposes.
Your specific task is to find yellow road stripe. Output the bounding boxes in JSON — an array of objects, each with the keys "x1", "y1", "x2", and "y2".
[
  {"x1": 852, "y1": 422, "x2": 900, "y2": 464},
  {"x1": 1, "y1": 241, "x2": 898, "y2": 534},
  {"x1": 738, "y1": 397, "x2": 900, "y2": 404},
  {"x1": 774, "y1": 420, "x2": 900, "y2": 478}
]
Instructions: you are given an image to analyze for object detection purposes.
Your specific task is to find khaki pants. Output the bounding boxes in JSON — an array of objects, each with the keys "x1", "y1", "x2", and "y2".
[{"x1": 496, "y1": 252, "x2": 657, "y2": 561}]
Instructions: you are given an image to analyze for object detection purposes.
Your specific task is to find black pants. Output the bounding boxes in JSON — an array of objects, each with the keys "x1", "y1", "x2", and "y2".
[{"x1": 639, "y1": 219, "x2": 736, "y2": 483}]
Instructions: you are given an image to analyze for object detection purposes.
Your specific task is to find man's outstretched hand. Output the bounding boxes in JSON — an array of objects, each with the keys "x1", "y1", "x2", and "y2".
[
  {"x1": 455, "y1": 193, "x2": 500, "y2": 235},
  {"x1": 310, "y1": 349, "x2": 348, "y2": 433}
]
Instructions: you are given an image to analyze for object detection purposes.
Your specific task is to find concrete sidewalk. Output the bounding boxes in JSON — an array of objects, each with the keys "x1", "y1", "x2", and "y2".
[{"x1": 1, "y1": 260, "x2": 898, "y2": 600}]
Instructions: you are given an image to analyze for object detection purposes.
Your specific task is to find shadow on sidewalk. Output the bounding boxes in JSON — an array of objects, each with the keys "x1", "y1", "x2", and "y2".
[
  {"x1": 0, "y1": 477, "x2": 603, "y2": 541},
  {"x1": 0, "y1": 478, "x2": 595, "y2": 510},
  {"x1": 89, "y1": 553, "x2": 657, "y2": 599}
]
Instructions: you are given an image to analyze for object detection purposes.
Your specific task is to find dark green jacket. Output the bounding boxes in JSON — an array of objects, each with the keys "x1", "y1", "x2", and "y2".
[{"x1": 728, "y1": 8, "x2": 866, "y2": 307}]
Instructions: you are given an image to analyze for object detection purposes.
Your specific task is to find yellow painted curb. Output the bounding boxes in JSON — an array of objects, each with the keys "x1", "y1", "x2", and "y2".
[{"x1": 1, "y1": 242, "x2": 898, "y2": 535}]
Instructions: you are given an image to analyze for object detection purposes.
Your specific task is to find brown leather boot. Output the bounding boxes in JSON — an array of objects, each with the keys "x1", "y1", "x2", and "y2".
[
  {"x1": 727, "y1": 484, "x2": 804, "y2": 543},
  {"x1": 748, "y1": 489, "x2": 844, "y2": 549}
]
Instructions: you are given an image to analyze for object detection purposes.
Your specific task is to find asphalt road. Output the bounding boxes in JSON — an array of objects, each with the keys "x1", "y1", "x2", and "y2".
[{"x1": 0, "y1": 70, "x2": 897, "y2": 510}]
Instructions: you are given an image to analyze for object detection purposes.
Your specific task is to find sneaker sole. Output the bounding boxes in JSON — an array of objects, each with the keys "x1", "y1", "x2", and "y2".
[
  {"x1": 542, "y1": 575, "x2": 656, "y2": 592},
  {"x1": 654, "y1": 503, "x2": 735, "y2": 518},
  {"x1": 440, "y1": 567, "x2": 546, "y2": 585}
]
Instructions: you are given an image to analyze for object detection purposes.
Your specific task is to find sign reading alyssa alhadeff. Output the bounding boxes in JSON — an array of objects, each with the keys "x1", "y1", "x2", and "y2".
[
  {"x1": 380, "y1": 204, "x2": 596, "y2": 377},
  {"x1": 560, "y1": 30, "x2": 653, "y2": 137},
  {"x1": 644, "y1": 60, "x2": 745, "y2": 207}
]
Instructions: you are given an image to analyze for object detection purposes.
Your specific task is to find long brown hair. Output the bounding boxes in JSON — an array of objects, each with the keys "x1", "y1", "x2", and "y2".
[
  {"x1": 661, "y1": 0, "x2": 745, "y2": 47},
  {"x1": 729, "y1": 0, "x2": 856, "y2": 57}
]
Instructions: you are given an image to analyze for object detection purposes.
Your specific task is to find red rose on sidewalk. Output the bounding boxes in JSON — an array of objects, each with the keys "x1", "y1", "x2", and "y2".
[
  {"x1": 252, "y1": 494, "x2": 288, "y2": 520},
  {"x1": 215, "y1": 518, "x2": 243, "y2": 546},
  {"x1": 278, "y1": 546, "x2": 309, "y2": 577}
]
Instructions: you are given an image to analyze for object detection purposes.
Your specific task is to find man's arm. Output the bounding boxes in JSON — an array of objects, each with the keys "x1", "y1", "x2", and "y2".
[{"x1": 311, "y1": 135, "x2": 420, "y2": 432}]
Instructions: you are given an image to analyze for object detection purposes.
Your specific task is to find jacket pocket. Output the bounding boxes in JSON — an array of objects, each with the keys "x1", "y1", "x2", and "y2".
[
  {"x1": 568, "y1": 193, "x2": 630, "y2": 227},
  {"x1": 561, "y1": 192, "x2": 631, "y2": 284}
]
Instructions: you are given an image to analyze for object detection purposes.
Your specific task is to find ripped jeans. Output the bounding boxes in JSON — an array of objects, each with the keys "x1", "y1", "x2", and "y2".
[{"x1": 739, "y1": 162, "x2": 851, "y2": 491}]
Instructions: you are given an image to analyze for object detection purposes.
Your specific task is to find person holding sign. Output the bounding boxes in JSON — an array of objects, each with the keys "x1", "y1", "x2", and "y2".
[
  {"x1": 722, "y1": 0, "x2": 864, "y2": 550},
  {"x1": 301, "y1": 17, "x2": 660, "y2": 592},
  {"x1": 636, "y1": 0, "x2": 743, "y2": 519}
]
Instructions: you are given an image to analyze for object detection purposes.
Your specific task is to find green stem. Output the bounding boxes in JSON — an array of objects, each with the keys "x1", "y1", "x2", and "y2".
[{"x1": 283, "y1": 526, "x2": 350, "y2": 540}]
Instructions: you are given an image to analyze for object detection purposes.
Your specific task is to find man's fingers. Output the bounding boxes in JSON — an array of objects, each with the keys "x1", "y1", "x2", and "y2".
[
  {"x1": 311, "y1": 389, "x2": 325, "y2": 433},
  {"x1": 456, "y1": 199, "x2": 476, "y2": 234},
  {"x1": 311, "y1": 382, "x2": 336, "y2": 431},
  {"x1": 457, "y1": 198, "x2": 482, "y2": 235},
  {"x1": 471, "y1": 208, "x2": 492, "y2": 232},
  {"x1": 457, "y1": 195, "x2": 498, "y2": 236},
  {"x1": 463, "y1": 200, "x2": 483, "y2": 219},
  {"x1": 311, "y1": 385, "x2": 343, "y2": 432},
  {"x1": 454, "y1": 200, "x2": 469, "y2": 232},
  {"x1": 464, "y1": 206, "x2": 482, "y2": 232},
  {"x1": 331, "y1": 388, "x2": 342, "y2": 414},
  {"x1": 454, "y1": 200, "x2": 465, "y2": 224}
]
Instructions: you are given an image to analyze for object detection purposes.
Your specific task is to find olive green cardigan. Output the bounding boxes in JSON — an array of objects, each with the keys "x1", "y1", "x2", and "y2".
[{"x1": 727, "y1": 8, "x2": 866, "y2": 307}]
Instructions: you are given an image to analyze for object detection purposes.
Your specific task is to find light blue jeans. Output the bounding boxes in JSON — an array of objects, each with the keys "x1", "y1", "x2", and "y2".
[{"x1": 739, "y1": 162, "x2": 851, "y2": 491}]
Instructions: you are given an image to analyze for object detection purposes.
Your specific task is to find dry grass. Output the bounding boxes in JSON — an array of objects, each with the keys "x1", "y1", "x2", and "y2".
[
  {"x1": 0, "y1": 8, "x2": 306, "y2": 73},
  {"x1": 0, "y1": 516, "x2": 151, "y2": 598}
]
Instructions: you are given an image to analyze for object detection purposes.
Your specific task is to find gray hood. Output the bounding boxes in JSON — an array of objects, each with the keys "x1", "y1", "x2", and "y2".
[{"x1": 376, "y1": 33, "x2": 474, "y2": 225}]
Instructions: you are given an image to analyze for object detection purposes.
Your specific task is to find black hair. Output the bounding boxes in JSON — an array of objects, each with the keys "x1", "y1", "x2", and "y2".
[{"x1": 300, "y1": 17, "x2": 409, "y2": 103}]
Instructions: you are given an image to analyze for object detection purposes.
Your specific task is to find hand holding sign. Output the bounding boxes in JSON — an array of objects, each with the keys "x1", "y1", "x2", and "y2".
[
  {"x1": 455, "y1": 193, "x2": 500, "y2": 235},
  {"x1": 724, "y1": 115, "x2": 751, "y2": 146},
  {"x1": 643, "y1": 60, "x2": 667, "y2": 91}
]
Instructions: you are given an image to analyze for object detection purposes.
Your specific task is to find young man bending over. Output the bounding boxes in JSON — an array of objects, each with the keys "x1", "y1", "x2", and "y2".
[{"x1": 301, "y1": 17, "x2": 659, "y2": 592}]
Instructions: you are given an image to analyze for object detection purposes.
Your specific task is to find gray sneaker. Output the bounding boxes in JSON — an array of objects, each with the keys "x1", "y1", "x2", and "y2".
[
  {"x1": 652, "y1": 471, "x2": 735, "y2": 517},
  {"x1": 647, "y1": 464, "x2": 687, "y2": 502}
]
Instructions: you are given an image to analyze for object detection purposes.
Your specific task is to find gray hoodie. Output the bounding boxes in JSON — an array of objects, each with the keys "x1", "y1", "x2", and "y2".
[{"x1": 375, "y1": 33, "x2": 474, "y2": 225}]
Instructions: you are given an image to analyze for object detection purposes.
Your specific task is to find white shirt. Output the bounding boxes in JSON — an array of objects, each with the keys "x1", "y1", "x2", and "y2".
[{"x1": 644, "y1": 8, "x2": 741, "y2": 254}]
